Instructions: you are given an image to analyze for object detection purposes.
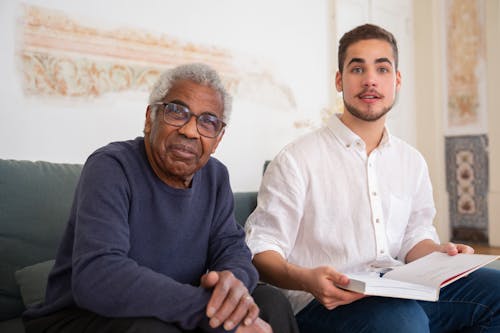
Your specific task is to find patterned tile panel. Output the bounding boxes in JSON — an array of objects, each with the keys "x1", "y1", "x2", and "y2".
[{"x1": 445, "y1": 135, "x2": 489, "y2": 243}]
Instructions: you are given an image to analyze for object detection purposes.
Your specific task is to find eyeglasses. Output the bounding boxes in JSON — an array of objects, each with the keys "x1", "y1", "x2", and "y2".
[{"x1": 151, "y1": 102, "x2": 226, "y2": 138}]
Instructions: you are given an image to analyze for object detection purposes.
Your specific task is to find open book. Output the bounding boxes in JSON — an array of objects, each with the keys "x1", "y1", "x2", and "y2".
[{"x1": 341, "y1": 252, "x2": 499, "y2": 301}]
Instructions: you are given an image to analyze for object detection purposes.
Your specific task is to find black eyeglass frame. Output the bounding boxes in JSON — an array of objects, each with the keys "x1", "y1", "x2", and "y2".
[{"x1": 150, "y1": 102, "x2": 226, "y2": 138}]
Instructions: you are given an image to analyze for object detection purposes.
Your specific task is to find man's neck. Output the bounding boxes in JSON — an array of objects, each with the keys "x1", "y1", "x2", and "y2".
[{"x1": 339, "y1": 112, "x2": 386, "y2": 155}]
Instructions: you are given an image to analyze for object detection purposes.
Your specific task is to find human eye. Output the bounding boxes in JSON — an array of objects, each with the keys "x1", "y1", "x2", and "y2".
[
  {"x1": 166, "y1": 103, "x2": 188, "y2": 120},
  {"x1": 378, "y1": 66, "x2": 391, "y2": 74},
  {"x1": 198, "y1": 114, "x2": 220, "y2": 131},
  {"x1": 350, "y1": 67, "x2": 363, "y2": 74}
]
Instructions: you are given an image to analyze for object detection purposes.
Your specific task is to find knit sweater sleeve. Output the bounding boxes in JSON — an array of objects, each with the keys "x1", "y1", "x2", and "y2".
[
  {"x1": 206, "y1": 165, "x2": 258, "y2": 292},
  {"x1": 70, "y1": 153, "x2": 227, "y2": 332}
]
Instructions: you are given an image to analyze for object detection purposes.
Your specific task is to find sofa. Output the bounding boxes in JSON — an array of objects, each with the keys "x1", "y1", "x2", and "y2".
[
  {"x1": 0, "y1": 158, "x2": 258, "y2": 332},
  {"x1": 3, "y1": 159, "x2": 499, "y2": 333}
]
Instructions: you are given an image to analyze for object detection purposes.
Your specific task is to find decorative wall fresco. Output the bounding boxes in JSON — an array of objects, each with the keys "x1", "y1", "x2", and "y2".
[
  {"x1": 445, "y1": 0, "x2": 487, "y2": 134},
  {"x1": 19, "y1": 4, "x2": 296, "y2": 110},
  {"x1": 444, "y1": 0, "x2": 489, "y2": 242},
  {"x1": 445, "y1": 135, "x2": 488, "y2": 243},
  {"x1": 445, "y1": 0, "x2": 489, "y2": 243}
]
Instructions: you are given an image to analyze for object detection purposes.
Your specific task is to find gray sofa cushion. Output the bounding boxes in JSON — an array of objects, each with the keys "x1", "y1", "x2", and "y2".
[
  {"x1": 15, "y1": 260, "x2": 55, "y2": 308},
  {"x1": 0, "y1": 159, "x2": 82, "y2": 320}
]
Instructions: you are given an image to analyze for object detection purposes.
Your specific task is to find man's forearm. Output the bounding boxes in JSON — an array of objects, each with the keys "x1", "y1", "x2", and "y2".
[
  {"x1": 405, "y1": 239, "x2": 442, "y2": 263},
  {"x1": 252, "y1": 250, "x2": 311, "y2": 291}
]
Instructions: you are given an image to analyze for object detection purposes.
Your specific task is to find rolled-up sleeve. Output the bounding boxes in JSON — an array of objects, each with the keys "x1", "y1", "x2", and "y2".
[
  {"x1": 245, "y1": 151, "x2": 305, "y2": 260},
  {"x1": 397, "y1": 158, "x2": 440, "y2": 261}
]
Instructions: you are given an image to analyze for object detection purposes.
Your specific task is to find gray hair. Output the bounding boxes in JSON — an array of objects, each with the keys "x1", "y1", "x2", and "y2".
[{"x1": 148, "y1": 63, "x2": 232, "y2": 123}]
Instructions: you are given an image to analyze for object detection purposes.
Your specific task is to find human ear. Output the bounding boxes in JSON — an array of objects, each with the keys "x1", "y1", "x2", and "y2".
[
  {"x1": 335, "y1": 71, "x2": 343, "y2": 92},
  {"x1": 395, "y1": 70, "x2": 402, "y2": 91},
  {"x1": 144, "y1": 105, "x2": 153, "y2": 134}
]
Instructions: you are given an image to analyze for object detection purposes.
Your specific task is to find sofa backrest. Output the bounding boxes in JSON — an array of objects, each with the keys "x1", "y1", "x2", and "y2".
[
  {"x1": 0, "y1": 159, "x2": 82, "y2": 320},
  {"x1": 233, "y1": 192, "x2": 258, "y2": 227}
]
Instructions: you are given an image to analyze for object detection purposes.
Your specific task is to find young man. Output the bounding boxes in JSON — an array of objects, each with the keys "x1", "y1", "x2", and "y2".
[
  {"x1": 22, "y1": 63, "x2": 299, "y2": 333},
  {"x1": 245, "y1": 24, "x2": 500, "y2": 332}
]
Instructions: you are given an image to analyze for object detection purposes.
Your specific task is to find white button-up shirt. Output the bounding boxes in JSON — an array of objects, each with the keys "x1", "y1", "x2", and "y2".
[{"x1": 245, "y1": 114, "x2": 439, "y2": 313}]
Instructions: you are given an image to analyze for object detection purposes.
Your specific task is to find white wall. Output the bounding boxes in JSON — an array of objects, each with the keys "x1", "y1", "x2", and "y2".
[
  {"x1": 0, "y1": 0, "x2": 332, "y2": 191},
  {"x1": 414, "y1": 0, "x2": 449, "y2": 242}
]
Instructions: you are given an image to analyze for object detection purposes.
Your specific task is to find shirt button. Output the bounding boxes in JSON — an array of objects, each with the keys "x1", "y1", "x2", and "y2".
[
  {"x1": 372, "y1": 192, "x2": 377, "y2": 196},
  {"x1": 380, "y1": 249, "x2": 385, "y2": 254},
  {"x1": 376, "y1": 218, "x2": 380, "y2": 223}
]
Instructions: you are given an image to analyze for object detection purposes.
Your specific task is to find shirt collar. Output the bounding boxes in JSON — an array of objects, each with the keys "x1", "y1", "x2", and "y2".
[{"x1": 327, "y1": 113, "x2": 392, "y2": 150}]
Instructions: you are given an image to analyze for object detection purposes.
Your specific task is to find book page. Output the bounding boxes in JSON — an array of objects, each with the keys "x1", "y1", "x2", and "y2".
[{"x1": 383, "y1": 252, "x2": 499, "y2": 288}]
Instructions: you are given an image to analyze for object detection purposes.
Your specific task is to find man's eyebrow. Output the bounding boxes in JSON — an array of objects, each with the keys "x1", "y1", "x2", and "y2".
[
  {"x1": 347, "y1": 57, "x2": 393, "y2": 67},
  {"x1": 347, "y1": 58, "x2": 365, "y2": 66},
  {"x1": 375, "y1": 57, "x2": 393, "y2": 66},
  {"x1": 169, "y1": 99, "x2": 189, "y2": 108}
]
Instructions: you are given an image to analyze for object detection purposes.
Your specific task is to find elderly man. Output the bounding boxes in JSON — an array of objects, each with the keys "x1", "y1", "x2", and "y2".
[{"x1": 23, "y1": 63, "x2": 297, "y2": 333}]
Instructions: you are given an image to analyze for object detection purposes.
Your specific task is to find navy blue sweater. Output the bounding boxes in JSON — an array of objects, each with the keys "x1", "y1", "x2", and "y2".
[{"x1": 25, "y1": 138, "x2": 258, "y2": 332}]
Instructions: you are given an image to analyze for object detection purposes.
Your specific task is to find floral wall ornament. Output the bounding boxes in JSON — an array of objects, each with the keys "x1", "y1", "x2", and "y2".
[
  {"x1": 18, "y1": 4, "x2": 296, "y2": 111},
  {"x1": 22, "y1": 52, "x2": 162, "y2": 97},
  {"x1": 444, "y1": 0, "x2": 487, "y2": 135}
]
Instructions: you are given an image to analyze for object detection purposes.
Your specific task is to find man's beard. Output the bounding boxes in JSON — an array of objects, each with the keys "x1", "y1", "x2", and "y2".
[{"x1": 343, "y1": 94, "x2": 397, "y2": 122}]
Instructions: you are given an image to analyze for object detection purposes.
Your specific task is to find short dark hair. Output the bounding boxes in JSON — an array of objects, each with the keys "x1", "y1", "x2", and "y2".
[{"x1": 338, "y1": 24, "x2": 398, "y2": 73}]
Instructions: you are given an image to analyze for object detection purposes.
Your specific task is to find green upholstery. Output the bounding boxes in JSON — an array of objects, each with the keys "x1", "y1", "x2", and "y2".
[
  {"x1": 15, "y1": 260, "x2": 55, "y2": 308},
  {"x1": 234, "y1": 192, "x2": 258, "y2": 226},
  {"x1": 0, "y1": 159, "x2": 82, "y2": 321},
  {"x1": 0, "y1": 158, "x2": 258, "y2": 332}
]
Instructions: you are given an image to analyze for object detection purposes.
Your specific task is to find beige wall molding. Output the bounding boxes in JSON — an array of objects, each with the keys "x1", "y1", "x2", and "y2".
[{"x1": 19, "y1": 4, "x2": 296, "y2": 111}]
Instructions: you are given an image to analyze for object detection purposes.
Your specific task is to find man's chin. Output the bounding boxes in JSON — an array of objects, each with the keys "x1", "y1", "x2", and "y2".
[
  {"x1": 165, "y1": 159, "x2": 198, "y2": 175},
  {"x1": 344, "y1": 105, "x2": 391, "y2": 122}
]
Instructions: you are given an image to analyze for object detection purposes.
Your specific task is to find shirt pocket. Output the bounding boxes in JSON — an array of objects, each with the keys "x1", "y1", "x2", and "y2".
[{"x1": 386, "y1": 194, "x2": 411, "y2": 257}]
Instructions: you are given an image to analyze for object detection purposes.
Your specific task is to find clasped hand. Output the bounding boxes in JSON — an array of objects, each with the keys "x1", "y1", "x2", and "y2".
[{"x1": 200, "y1": 271, "x2": 271, "y2": 333}]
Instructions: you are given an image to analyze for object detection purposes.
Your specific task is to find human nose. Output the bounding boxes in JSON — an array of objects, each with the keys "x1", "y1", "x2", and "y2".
[
  {"x1": 177, "y1": 115, "x2": 200, "y2": 138},
  {"x1": 362, "y1": 69, "x2": 377, "y2": 87}
]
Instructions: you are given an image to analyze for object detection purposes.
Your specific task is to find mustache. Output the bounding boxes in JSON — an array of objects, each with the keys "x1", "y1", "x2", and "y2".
[
  {"x1": 169, "y1": 141, "x2": 199, "y2": 154},
  {"x1": 356, "y1": 88, "x2": 384, "y2": 99}
]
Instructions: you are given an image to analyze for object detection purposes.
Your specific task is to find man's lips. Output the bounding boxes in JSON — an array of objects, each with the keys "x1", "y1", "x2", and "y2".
[
  {"x1": 357, "y1": 90, "x2": 383, "y2": 103},
  {"x1": 169, "y1": 143, "x2": 198, "y2": 158}
]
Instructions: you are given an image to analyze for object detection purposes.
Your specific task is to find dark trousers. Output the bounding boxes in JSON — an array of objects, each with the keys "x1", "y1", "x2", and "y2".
[
  {"x1": 24, "y1": 284, "x2": 299, "y2": 333},
  {"x1": 296, "y1": 268, "x2": 500, "y2": 333}
]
